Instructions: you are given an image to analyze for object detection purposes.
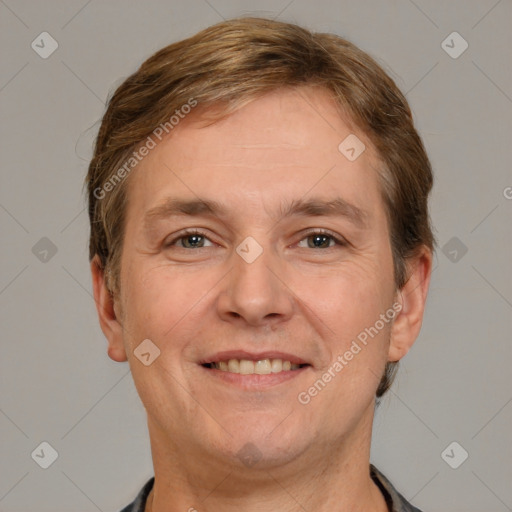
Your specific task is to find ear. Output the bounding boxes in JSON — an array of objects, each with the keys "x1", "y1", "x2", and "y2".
[
  {"x1": 388, "y1": 246, "x2": 432, "y2": 362},
  {"x1": 90, "y1": 255, "x2": 127, "y2": 362}
]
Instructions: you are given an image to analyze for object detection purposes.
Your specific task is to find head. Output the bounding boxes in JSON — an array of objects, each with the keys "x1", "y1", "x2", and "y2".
[{"x1": 87, "y1": 17, "x2": 434, "y2": 468}]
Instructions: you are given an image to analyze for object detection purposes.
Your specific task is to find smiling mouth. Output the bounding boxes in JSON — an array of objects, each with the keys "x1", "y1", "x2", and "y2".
[{"x1": 202, "y1": 358, "x2": 310, "y2": 375}]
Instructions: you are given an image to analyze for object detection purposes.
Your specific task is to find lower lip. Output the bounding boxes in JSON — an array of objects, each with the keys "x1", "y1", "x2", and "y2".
[{"x1": 200, "y1": 365, "x2": 310, "y2": 389}]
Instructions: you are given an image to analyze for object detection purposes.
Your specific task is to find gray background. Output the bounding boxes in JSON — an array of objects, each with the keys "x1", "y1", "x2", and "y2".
[{"x1": 1, "y1": 0, "x2": 511, "y2": 510}]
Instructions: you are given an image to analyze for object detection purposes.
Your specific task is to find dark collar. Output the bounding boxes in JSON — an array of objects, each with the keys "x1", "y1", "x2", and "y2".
[
  {"x1": 370, "y1": 465, "x2": 424, "y2": 512},
  {"x1": 121, "y1": 466, "x2": 423, "y2": 512}
]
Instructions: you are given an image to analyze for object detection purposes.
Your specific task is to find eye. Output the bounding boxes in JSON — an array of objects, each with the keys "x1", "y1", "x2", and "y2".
[
  {"x1": 164, "y1": 229, "x2": 214, "y2": 249},
  {"x1": 164, "y1": 229, "x2": 346, "y2": 250},
  {"x1": 297, "y1": 230, "x2": 346, "y2": 249}
]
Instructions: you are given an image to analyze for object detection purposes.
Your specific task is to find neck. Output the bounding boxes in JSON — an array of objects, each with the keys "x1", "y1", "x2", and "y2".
[{"x1": 146, "y1": 403, "x2": 388, "y2": 512}]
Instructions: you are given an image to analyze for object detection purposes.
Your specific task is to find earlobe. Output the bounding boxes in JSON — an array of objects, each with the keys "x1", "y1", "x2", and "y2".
[
  {"x1": 388, "y1": 247, "x2": 432, "y2": 362},
  {"x1": 90, "y1": 255, "x2": 128, "y2": 362}
]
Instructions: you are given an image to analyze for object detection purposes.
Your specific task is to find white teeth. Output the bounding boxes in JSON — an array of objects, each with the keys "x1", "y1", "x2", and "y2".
[
  {"x1": 254, "y1": 359, "x2": 271, "y2": 374},
  {"x1": 239, "y1": 360, "x2": 255, "y2": 374},
  {"x1": 227, "y1": 359, "x2": 240, "y2": 373},
  {"x1": 210, "y1": 358, "x2": 304, "y2": 374},
  {"x1": 271, "y1": 359, "x2": 282, "y2": 373}
]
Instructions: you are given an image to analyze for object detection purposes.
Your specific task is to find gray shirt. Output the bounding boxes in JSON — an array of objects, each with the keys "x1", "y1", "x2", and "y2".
[{"x1": 120, "y1": 465, "x2": 423, "y2": 512}]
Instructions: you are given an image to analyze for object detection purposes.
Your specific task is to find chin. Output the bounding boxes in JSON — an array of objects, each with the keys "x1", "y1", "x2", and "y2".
[{"x1": 208, "y1": 424, "x2": 310, "y2": 471}]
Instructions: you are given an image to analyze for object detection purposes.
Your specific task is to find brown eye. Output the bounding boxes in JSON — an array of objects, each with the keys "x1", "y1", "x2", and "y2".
[
  {"x1": 180, "y1": 234, "x2": 206, "y2": 248},
  {"x1": 307, "y1": 234, "x2": 333, "y2": 249}
]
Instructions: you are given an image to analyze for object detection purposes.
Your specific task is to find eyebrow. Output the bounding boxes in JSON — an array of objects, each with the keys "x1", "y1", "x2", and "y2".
[{"x1": 143, "y1": 196, "x2": 369, "y2": 231}]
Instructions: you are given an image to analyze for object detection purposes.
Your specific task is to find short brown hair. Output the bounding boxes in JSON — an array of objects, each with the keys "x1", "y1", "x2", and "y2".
[{"x1": 86, "y1": 17, "x2": 435, "y2": 397}]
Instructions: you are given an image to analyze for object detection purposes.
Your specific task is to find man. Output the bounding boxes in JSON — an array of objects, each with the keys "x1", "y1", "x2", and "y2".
[{"x1": 87, "y1": 17, "x2": 434, "y2": 512}]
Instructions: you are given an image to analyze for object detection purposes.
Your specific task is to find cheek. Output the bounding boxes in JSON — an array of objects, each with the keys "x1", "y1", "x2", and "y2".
[
  {"x1": 119, "y1": 261, "x2": 170, "y2": 346},
  {"x1": 293, "y1": 257, "x2": 393, "y2": 331},
  {"x1": 290, "y1": 252, "x2": 395, "y2": 390},
  {"x1": 120, "y1": 260, "x2": 216, "y2": 348}
]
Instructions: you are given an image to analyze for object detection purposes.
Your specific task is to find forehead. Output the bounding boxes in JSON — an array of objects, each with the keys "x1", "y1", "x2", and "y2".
[{"x1": 125, "y1": 86, "x2": 384, "y2": 225}]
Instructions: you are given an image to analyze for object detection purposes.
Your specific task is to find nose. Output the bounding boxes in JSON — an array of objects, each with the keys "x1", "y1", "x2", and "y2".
[{"x1": 216, "y1": 240, "x2": 294, "y2": 328}]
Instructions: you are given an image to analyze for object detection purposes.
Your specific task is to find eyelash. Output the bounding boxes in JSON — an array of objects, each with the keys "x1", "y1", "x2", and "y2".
[{"x1": 164, "y1": 229, "x2": 347, "y2": 249}]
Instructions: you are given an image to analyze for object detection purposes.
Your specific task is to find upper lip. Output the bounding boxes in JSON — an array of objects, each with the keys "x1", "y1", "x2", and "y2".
[{"x1": 200, "y1": 350, "x2": 310, "y2": 366}]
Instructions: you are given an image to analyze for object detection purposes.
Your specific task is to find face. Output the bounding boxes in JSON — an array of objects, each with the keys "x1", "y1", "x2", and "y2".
[{"x1": 93, "y1": 86, "x2": 431, "y2": 470}]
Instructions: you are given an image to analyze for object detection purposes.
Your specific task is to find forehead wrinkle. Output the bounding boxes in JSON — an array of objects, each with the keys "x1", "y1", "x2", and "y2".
[{"x1": 229, "y1": 143, "x2": 305, "y2": 149}]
